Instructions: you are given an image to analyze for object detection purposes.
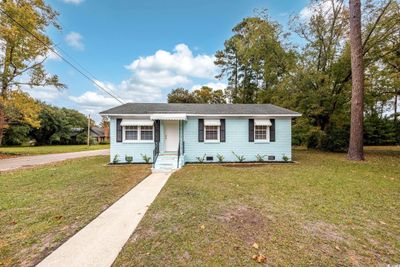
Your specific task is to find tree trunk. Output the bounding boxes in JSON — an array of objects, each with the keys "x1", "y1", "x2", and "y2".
[
  {"x1": 347, "y1": 0, "x2": 365, "y2": 160},
  {"x1": 395, "y1": 89, "x2": 398, "y2": 125},
  {"x1": 0, "y1": 107, "x2": 5, "y2": 145}
]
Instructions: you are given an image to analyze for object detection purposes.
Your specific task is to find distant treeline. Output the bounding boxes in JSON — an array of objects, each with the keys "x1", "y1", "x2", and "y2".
[{"x1": 2, "y1": 101, "x2": 94, "y2": 146}]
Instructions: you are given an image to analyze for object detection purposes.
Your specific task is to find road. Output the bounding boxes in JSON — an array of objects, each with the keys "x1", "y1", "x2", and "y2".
[{"x1": 0, "y1": 149, "x2": 109, "y2": 172}]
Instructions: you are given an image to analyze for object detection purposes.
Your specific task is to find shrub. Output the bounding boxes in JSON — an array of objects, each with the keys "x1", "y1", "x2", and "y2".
[
  {"x1": 125, "y1": 155, "x2": 133, "y2": 163},
  {"x1": 282, "y1": 154, "x2": 289, "y2": 162},
  {"x1": 255, "y1": 154, "x2": 267, "y2": 162},
  {"x1": 141, "y1": 154, "x2": 151, "y2": 163},
  {"x1": 113, "y1": 154, "x2": 120, "y2": 164},
  {"x1": 216, "y1": 153, "x2": 224, "y2": 163},
  {"x1": 196, "y1": 154, "x2": 206, "y2": 163},
  {"x1": 232, "y1": 151, "x2": 245, "y2": 162}
]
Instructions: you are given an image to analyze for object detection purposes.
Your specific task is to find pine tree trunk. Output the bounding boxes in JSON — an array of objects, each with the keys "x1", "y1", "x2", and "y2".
[{"x1": 347, "y1": 0, "x2": 365, "y2": 160}]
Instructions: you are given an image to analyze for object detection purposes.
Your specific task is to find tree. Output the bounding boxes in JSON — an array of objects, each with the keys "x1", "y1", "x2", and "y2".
[
  {"x1": 0, "y1": 90, "x2": 42, "y2": 144},
  {"x1": 348, "y1": 0, "x2": 365, "y2": 160},
  {"x1": 167, "y1": 87, "x2": 227, "y2": 104},
  {"x1": 0, "y1": 0, "x2": 64, "y2": 144},
  {"x1": 193, "y1": 86, "x2": 227, "y2": 104},
  {"x1": 215, "y1": 13, "x2": 294, "y2": 103},
  {"x1": 167, "y1": 88, "x2": 196, "y2": 103}
]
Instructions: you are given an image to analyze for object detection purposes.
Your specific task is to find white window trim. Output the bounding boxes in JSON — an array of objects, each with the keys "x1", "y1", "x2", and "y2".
[
  {"x1": 122, "y1": 125, "x2": 154, "y2": 143},
  {"x1": 254, "y1": 125, "x2": 270, "y2": 143},
  {"x1": 204, "y1": 125, "x2": 220, "y2": 143}
]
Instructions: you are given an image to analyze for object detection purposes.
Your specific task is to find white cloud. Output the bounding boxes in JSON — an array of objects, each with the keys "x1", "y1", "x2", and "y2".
[
  {"x1": 70, "y1": 91, "x2": 120, "y2": 107},
  {"x1": 70, "y1": 44, "x2": 222, "y2": 116},
  {"x1": 35, "y1": 49, "x2": 61, "y2": 63},
  {"x1": 191, "y1": 82, "x2": 227, "y2": 91},
  {"x1": 22, "y1": 86, "x2": 65, "y2": 101},
  {"x1": 65, "y1": 32, "x2": 84, "y2": 50},
  {"x1": 63, "y1": 0, "x2": 84, "y2": 4},
  {"x1": 125, "y1": 43, "x2": 216, "y2": 79},
  {"x1": 299, "y1": 0, "x2": 343, "y2": 20}
]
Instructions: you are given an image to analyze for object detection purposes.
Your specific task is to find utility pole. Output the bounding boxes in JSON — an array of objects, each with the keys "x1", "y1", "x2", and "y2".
[{"x1": 87, "y1": 114, "x2": 91, "y2": 146}]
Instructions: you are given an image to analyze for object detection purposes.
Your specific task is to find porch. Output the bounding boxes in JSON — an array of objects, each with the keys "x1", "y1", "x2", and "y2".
[{"x1": 151, "y1": 114, "x2": 186, "y2": 172}]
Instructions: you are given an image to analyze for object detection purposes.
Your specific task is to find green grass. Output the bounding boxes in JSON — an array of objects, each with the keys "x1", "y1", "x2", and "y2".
[
  {"x1": 0, "y1": 156, "x2": 150, "y2": 267},
  {"x1": 0, "y1": 144, "x2": 109, "y2": 156},
  {"x1": 114, "y1": 147, "x2": 400, "y2": 266}
]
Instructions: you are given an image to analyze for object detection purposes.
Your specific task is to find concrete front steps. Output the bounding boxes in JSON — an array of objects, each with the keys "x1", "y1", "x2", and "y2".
[{"x1": 152, "y1": 152, "x2": 178, "y2": 173}]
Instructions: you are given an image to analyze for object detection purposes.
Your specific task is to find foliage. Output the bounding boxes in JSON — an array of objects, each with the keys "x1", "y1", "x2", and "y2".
[
  {"x1": 282, "y1": 154, "x2": 289, "y2": 162},
  {"x1": 255, "y1": 154, "x2": 267, "y2": 162},
  {"x1": 167, "y1": 88, "x2": 196, "y2": 103},
  {"x1": 215, "y1": 13, "x2": 295, "y2": 104},
  {"x1": 196, "y1": 154, "x2": 206, "y2": 163},
  {"x1": 125, "y1": 155, "x2": 133, "y2": 163},
  {"x1": 0, "y1": 0, "x2": 64, "y2": 143},
  {"x1": 141, "y1": 154, "x2": 151, "y2": 163},
  {"x1": 212, "y1": 3, "x2": 400, "y2": 151},
  {"x1": 216, "y1": 153, "x2": 224, "y2": 163},
  {"x1": 168, "y1": 86, "x2": 227, "y2": 104},
  {"x1": 2, "y1": 124, "x2": 31, "y2": 145},
  {"x1": 113, "y1": 154, "x2": 120, "y2": 164},
  {"x1": 29, "y1": 103, "x2": 89, "y2": 145},
  {"x1": 232, "y1": 151, "x2": 245, "y2": 162}
]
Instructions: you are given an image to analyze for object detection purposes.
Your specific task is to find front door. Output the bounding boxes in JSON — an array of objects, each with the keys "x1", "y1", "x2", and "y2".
[{"x1": 164, "y1": 121, "x2": 179, "y2": 152}]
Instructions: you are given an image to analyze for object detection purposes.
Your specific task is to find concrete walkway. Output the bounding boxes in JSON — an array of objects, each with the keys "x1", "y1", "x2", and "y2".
[
  {"x1": 0, "y1": 149, "x2": 109, "y2": 172},
  {"x1": 37, "y1": 171, "x2": 172, "y2": 267}
]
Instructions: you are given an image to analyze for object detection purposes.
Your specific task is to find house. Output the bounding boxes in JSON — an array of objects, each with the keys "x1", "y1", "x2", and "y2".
[
  {"x1": 100, "y1": 103, "x2": 301, "y2": 171},
  {"x1": 90, "y1": 126, "x2": 109, "y2": 143}
]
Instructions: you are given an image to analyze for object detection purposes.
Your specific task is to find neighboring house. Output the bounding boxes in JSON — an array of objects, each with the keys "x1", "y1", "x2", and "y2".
[
  {"x1": 100, "y1": 103, "x2": 301, "y2": 171},
  {"x1": 90, "y1": 126, "x2": 108, "y2": 143}
]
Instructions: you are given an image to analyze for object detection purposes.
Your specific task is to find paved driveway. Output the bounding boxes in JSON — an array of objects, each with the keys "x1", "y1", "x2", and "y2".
[{"x1": 0, "y1": 149, "x2": 109, "y2": 172}]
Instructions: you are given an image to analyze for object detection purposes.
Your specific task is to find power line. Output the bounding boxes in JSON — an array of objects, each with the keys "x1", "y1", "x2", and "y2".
[{"x1": 0, "y1": 8, "x2": 125, "y2": 104}]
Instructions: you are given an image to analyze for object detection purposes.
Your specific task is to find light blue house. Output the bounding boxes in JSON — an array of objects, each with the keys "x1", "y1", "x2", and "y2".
[{"x1": 100, "y1": 103, "x2": 301, "y2": 171}]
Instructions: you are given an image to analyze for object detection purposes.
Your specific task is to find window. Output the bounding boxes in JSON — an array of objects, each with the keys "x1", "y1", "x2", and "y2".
[
  {"x1": 123, "y1": 126, "x2": 153, "y2": 142},
  {"x1": 140, "y1": 126, "x2": 153, "y2": 140},
  {"x1": 124, "y1": 126, "x2": 138, "y2": 140},
  {"x1": 254, "y1": 125, "x2": 269, "y2": 141},
  {"x1": 205, "y1": 125, "x2": 219, "y2": 141}
]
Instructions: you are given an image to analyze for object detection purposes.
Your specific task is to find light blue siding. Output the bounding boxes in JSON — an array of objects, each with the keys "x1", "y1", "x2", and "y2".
[
  {"x1": 182, "y1": 117, "x2": 292, "y2": 162},
  {"x1": 109, "y1": 116, "x2": 293, "y2": 164},
  {"x1": 109, "y1": 118, "x2": 155, "y2": 163}
]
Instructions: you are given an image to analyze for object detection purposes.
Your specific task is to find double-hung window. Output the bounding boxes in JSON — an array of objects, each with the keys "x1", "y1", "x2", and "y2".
[
  {"x1": 123, "y1": 126, "x2": 153, "y2": 142},
  {"x1": 205, "y1": 125, "x2": 219, "y2": 141},
  {"x1": 254, "y1": 119, "x2": 271, "y2": 142},
  {"x1": 140, "y1": 126, "x2": 153, "y2": 141},
  {"x1": 124, "y1": 126, "x2": 138, "y2": 141}
]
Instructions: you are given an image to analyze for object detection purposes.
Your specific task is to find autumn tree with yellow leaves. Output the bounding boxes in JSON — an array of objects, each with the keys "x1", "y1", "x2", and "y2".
[{"x1": 0, "y1": 0, "x2": 64, "y2": 144}]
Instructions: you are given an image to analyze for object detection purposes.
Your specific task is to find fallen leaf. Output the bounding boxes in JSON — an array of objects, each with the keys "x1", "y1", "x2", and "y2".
[
  {"x1": 200, "y1": 224, "x2": 205, "y2": 230},
  {"x1": 256, "y1": 254, "x2": 267, "y2": 263},
  {"x1": 379, "y1": 221, "x2": 386, "y2": 225},
  {"x1": 55, "y1": 215, "x2": 63, "y2": 220},
  {"x1": 252, "y1": 255, "x2": 258, "y2": 260},
  {"x1": 335, "y1": 245, "x2": 341, "y2": 251},
  {"x1": 252, "y1": 243, "x2": 259, "y2": 249}
]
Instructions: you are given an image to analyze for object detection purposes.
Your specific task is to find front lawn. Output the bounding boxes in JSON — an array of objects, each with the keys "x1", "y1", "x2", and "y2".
[
  {"x1": 0, "y1": 144, "x2": 109, "y2": 156},
  {"x1": 114, "y1": 147, "x2": 400, "y2": 266},
  {"x1": 0, "y1": 156, "x2": 150, "y2": 267}
]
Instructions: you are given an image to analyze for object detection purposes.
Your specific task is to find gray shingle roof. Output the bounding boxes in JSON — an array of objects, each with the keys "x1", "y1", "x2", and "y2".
[{"x1": 100, "y1": 103, "x2": 300, "y2": 116}]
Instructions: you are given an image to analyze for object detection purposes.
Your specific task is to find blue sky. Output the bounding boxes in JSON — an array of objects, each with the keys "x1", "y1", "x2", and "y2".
[{"x1": 32, "y1": 0, "x2": 309, "y2": 121}]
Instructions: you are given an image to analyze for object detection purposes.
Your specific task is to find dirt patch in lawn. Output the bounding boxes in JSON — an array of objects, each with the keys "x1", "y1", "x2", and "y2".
[
  {"x1": 215, "y1": 205, "x2": 265, "y2": 244},
  {"x1": 304, "y1": 221, "x2": 346, "y2": 243}
]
